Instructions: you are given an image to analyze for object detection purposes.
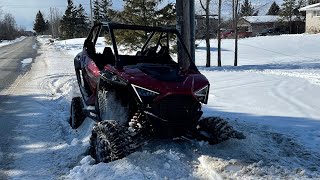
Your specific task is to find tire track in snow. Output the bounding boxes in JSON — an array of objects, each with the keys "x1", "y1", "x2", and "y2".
[
  {"x1": 270, "y1": 79, "x2": 317, "y2": 118},
  {"x1": 38, "y1": 73, "x2": 76, "y2": 98}
]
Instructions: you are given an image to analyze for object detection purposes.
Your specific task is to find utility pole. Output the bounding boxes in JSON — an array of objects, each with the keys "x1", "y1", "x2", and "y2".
[
  {"x1": 90, "y1": 0, "x2": 94, "y2": 26},
  {"x1": 176, "y1": 0, "x2": 195, "y2": 69},
  {"x1": 234, "y1": 0, "x2": 239, "y2": 66},
  {"x1": 50, "y1": 8, "x2": 54, "y2": 38},
  {"x1": 190, "y1": 0, "x2": 195, "y2": 62},
  {"x1": 217, "y1": 0, "x2": 222, "y2": 66}
]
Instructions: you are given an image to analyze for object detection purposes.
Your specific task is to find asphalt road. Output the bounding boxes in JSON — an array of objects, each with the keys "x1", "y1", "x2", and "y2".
[
  {"x1": 0, "y1": 37, "x2": 37, "y2": 179},
  {"x1": 0, "y1": 37, "x2": 37, "y2": 91}
]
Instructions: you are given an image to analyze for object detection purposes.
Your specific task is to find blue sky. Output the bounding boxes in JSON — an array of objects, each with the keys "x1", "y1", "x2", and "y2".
[
  {"x1": 0, "y1": 0, "x2": 123, "y2": 31},
  {"x1": 0, "y1": 0, "x2": 281, "y2": 31}
]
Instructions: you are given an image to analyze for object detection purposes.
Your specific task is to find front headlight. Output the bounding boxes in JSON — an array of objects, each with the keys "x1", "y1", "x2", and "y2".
[
  {"x1": 131, "y1": 84, "x2": 159, "y2": 103},
  {"x1": 194, "y1": 84, "x2": 209, "y2": 104}
]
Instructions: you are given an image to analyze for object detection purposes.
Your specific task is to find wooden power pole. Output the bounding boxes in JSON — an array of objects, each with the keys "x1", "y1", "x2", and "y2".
[
  {"x1": 176, "y1": 0, "x2": 195, "y2": 69},
  {"x1": 234, "y1": 0, "x2": 239, "y2": 66},
  {"x1": 90, "y1": 0, "x2": 94, "y2": 26},
  {"x1": 217, "y1": 0, "x2": 222, "y2": 67}
]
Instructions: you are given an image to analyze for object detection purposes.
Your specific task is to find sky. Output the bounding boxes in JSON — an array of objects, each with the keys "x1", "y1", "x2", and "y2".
[
  {"x1": 0, "y1": 0, "x2": 283, "y2": 31},
  {"x1": 0, "y1": 0, "x2": 123, "y2": 31}
]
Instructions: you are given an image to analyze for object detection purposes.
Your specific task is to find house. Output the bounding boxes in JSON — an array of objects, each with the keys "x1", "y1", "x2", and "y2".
[
  {"x1": 300, "y1": 3, "x2": 320, "y2": 33},
  {"x1": 238, "y1": 15, "x2": 304, "y2": 36},
  {"x1": 195, "y1": 15, "x2": 218, "y2": 39}
]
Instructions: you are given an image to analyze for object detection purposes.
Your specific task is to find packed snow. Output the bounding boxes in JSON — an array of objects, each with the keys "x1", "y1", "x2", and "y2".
[
  {"x1": 0, "y1": 37, "x2": 26, "y2": 48},
  {"x1": 1, "y1": 33, "x2": 320, "y2": 179}
]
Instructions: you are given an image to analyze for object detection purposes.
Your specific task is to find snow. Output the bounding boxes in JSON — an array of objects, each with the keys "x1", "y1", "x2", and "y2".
[
  {"x1": 0, "y1": 36, "x2": 26, "y2": 47},
  {"x1": 21, "y1": 58, "x2": 33, "y2": 68},
  {"x1": 242, "y1": 15, "x2": 281, "y2": 23},
  {"x1": 300, "y1": 3, "x2": 320, "y2": 11},
  {"x1": 1, "y1": 33, "x2": 320, "y2": 179}
]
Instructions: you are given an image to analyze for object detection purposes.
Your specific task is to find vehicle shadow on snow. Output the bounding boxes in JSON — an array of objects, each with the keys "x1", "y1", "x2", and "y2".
[
  {"x1": 0, "y1": 94, "x2": 87, "y2": 179},
  {"x1": 196, "y1": 46, "x2": 230, "y2": 52}
]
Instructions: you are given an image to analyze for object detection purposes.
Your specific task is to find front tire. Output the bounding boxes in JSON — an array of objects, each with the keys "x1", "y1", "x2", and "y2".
[
  {"x1": 198, "y1": 117, "x2": 245, "y2": 144},
  {"x1": 89, "y1": 120, "x2": 126, "y2": 163},
  {"x1": 70, "y1": 97, "x2": 85, "y2": 129}
]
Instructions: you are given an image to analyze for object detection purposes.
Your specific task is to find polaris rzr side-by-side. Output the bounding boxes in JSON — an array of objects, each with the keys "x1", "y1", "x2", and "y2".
[{"x1": 70, "y1": 22, "x2": 245, "y2": 163}]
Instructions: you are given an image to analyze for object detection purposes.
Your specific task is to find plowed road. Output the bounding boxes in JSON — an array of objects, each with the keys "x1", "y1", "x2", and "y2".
[
  {"x1": 0, "y1": 37, "x2": 37, "y2": 91},
  {"x1": 0, "y1": 37, "x2": 37, "y2": 180}
]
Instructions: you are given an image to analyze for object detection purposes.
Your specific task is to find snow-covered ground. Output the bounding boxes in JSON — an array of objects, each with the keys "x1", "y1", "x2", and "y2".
[
  {"x1": 0, "y1": 37, "x2": 26, "y2": 48},
  {"x1": 2, "y1": 34, "x2": 320, "y2": 179}
]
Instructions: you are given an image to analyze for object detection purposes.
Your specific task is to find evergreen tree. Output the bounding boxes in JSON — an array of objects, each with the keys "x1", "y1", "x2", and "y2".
[
  {"x1": 308, "y1": 0, "x2": 320, "y2": 4},
  {"x1": 45, "y1": 20, "x2": 50, "y2": 32},
  {"x1": 239, "y1": 0, "x2": 255, "y2": 17},
  {"x1": 155, "y1": 3, "x2": 176, "y2": 25},
  {"x1": 113, "y1": 0, "x2": 175, "y2": 50},
  {"x1": 75, "y1": 4, "x2": 89, "y2": 37},
  {"x1": 93, "y1": 0, "x2": 115, "y2": 23},
  {"x1": 294, "y1": 0, "x2": 307, "y2": 16},
  {"x1": 60, "y1": 0, "x2": 77, "y2": 39},
  {"x1": 280, "y1": 0, "x2": 296, "y2": 33},
  {"x1": 33, "y1": 11, "x2": 47, "y2": 34},
  {"x1": 119, "y1": 0, "x2": 158, "y2": 26},
  {"x1": 93, "y1": 0, "x2": 101, "y2": 23},
  {"x1": 267, "y1": 1, "x2": 280, "y2": 15},
  {"x1": 101, "y1": 0, "x2": 113, "y2": 22}
]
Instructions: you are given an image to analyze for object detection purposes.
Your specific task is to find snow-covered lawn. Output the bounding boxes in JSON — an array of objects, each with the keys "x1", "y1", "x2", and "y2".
[{"x1": 2, "y1": 34, "x2": 320, "y2": 179}]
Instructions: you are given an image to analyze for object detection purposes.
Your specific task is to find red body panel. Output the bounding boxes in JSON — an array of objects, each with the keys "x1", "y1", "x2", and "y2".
[
  {"x1": 84, "y1": 56, "x2": 100, "y2": 93},
  {"x1": 103, "y1": 65, "x2": 209, "y2": 101}
]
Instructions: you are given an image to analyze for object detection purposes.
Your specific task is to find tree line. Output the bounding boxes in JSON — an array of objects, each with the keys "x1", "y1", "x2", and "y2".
[
  {"x1": 0, "y1": 10, "x2": 29, "y2": 40},
  {"x1": 33, "y1": 0, "x2": 320, "y2": 40},
  {"x1": 33, "y1": 0, "x2": 175, "y2": 40},
  {"x1": 237, "y1": 0, "x2": 319, "y2": 17}
]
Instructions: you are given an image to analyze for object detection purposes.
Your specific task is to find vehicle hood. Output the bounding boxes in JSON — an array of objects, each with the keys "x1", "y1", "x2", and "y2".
[{"x1": 117, "y1": 64, "x2": 209, "y2": 95}]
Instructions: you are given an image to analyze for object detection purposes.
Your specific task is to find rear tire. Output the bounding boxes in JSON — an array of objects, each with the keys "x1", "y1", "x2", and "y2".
[
  {"x1": 70, "y1": 97, "x2": 85, "y2": 129},
  {"x1": 198, "y1": 117, "x2": 245, "y2": 144},
  {"x1": 89, "y1": 120, "x2": 126, "y2": 163}
]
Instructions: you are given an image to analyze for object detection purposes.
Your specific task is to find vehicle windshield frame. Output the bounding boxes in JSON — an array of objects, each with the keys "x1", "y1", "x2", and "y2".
[{"x1": 94, "y1": 22, "x2": 195, "y2": 70}]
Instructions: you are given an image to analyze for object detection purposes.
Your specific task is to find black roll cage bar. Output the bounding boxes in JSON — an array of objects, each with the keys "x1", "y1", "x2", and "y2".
[{"x1": 86, "y1": 22, "x2": 195, "y2": 70}]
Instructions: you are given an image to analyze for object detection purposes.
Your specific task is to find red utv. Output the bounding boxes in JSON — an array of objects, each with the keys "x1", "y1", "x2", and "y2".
[{"x1": 70, "y1": 22, "x2": 244, "y2": 163}]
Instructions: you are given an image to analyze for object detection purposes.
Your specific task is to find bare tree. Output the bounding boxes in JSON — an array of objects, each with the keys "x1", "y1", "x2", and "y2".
[
  {"x1": 49, "y1": 7, "x2": 62, "y2": 38},
  {"x1": 1, "y1": 13, "x2": 17, "y2": 40},
  {"x1": 0, "y1": 7, "x2": 3, "y2": 18},
  {"x1": 199, "y1": 0, "x2": 212, "y2": 67}
]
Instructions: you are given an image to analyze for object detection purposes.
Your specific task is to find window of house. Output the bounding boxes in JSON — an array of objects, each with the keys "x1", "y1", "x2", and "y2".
[{"x1": 313, "y1": 10, "x2": 320, "y2": 17}]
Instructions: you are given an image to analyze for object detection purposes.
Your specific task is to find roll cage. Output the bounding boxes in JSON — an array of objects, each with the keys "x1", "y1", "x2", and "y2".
[{"x1": 84, "y1": 22, "x2": 198, "y2": 71}]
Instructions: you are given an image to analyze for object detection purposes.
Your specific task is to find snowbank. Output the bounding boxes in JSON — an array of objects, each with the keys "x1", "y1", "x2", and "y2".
[{"x1": 0, "y1": 36, "x2": 27, "y2": 47}]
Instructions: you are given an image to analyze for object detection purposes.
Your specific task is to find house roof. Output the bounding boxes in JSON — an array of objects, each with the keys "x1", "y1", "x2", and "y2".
[
  {"x1": 242, "y1": 16, "x2": 281, "y2": 23},
  {"x1": 299, "y1": 3, "x2": 320, "y2": 11},
  {"x1": 241, "y1": 15, "x2": 303, "y2": 24}
]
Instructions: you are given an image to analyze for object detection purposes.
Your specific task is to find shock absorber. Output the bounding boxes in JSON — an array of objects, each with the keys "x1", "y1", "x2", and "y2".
[{"x1": 128, "y1": 111, "x2": 143, "y2": 134}]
